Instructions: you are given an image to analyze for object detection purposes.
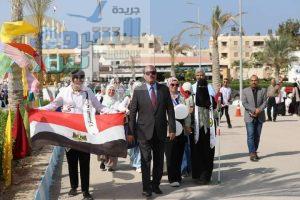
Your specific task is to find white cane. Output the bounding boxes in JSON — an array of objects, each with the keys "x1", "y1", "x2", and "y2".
[{"x1": 217, "y1": 106, "x2": 222, "y2": 184}]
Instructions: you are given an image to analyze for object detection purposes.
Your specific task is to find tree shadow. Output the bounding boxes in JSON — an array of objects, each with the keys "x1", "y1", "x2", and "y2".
[
  {"x1": 158, "y1": 167, "x2": 300, "y2": 200},
  {"x1": 260, "y1": 151, "x2": 300, "y2": 159},
  {"x1": 219, "y1": 153, "x2": 249, "y2": 160}
]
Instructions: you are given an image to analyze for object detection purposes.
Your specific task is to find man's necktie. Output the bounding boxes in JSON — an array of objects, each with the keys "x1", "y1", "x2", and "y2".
[{"x1": 150, "y1": 85, "x2": 157, "y2": 107}]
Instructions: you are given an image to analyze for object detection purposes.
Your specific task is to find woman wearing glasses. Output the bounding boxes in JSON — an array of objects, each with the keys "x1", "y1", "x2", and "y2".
[{"x1": 165, "y1": 77, "x2": 193, "y2": 187}]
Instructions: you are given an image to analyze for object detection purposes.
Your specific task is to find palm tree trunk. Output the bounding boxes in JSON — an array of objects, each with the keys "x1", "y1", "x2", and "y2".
[
  {"x1": 274, "y1": 66, "x2": 280, "y2": 81},
  {"x1": 170, "y1": 56, "x2": 176, "y2": 77},
  {"x1": 211, "y1": 37, "x2": 221, "y2": 91},
  {"x1": 35, "y1": 31, "x2": 44, "y2": 99},
  {"x1": 8, "y1": 0, "x2": 24, "y2": 110},
  {"x1": 131, "y1": 65, "x2": 136, "y2": 80}
]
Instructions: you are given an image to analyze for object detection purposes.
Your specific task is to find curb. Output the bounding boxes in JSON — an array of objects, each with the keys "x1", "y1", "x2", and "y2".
[{"x1": 34, "y1": 146, "x2": 64, "y2": 200}]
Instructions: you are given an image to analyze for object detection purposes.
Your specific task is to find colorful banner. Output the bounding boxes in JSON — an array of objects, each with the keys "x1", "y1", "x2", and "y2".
[
  {"x1": 29, "y1": 110, "x2": 127, "y2": 157},
  {"x1": 8, "y1": 43, "x2": 46, "y2": 72},
  {"x1": 0, "y1": 42, "x2": 31, "y2": 68},
  {"x1": 0, "y1": 21, "x2": 38, "y2": 43},
  {"x1": 2, "y1": 110, "x2": 13, "y2": 187},
  {"x1": 0, "y1": 53, "x2": 13, "y2": 77},
  {"x1": 12, "y1": 106, "x2": 30, "y2": 159}
]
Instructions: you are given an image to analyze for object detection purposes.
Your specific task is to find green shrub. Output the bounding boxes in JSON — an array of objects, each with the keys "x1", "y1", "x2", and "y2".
[{"x1": 0, "y1": 109, "x2": 9, "y2": 179}]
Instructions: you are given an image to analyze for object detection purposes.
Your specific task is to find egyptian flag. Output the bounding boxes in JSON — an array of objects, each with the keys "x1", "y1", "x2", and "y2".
[{"x1": 29, "y1": 109, "x2": 127, "y2": 157}]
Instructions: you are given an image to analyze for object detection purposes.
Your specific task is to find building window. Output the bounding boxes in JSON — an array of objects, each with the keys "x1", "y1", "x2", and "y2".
[
  {"x1": 234, "y1": 52, "x2": 238, "y2": 57},
  {"x1": 139, "y1": 43, "x2": 144, "y2": 48},
  {"x1": 221, "y1": 41, "x2": 227, "y2": 47},
  {"x1": 221, "y1": 53, "x2": 228, "y2": 59},
  {"x1": 253, "y1": 41, "x2": 264, "y2": 46},
  {"x1": 245, "y1": 41, "x2": 250, "y2": 46},
  {"x1": 149, "y1": 43, "x2": 154, "y2": 48},
  {"x1": 245, "y1": 52, "x2": 250, "y2": 57},
  {"x1": 234, "y1": 41, "x2": 238, "y2": 46}
]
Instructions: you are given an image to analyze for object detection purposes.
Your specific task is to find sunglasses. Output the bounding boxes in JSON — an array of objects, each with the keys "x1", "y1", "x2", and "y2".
[
  {"x1": 73, "y1": 75, "x2": 85, "y2": 80},
  {"x1": 170, "y1": 83, "x2": 179, "y2": 87},
  {"x1": 145, "y1": 71, "x2": 157, "y2": 76}
]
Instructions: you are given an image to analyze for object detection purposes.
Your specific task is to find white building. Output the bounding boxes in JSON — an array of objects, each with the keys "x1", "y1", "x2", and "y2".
[{"x1": 288, "y1": 51, "x2": 300, "y2": 82}]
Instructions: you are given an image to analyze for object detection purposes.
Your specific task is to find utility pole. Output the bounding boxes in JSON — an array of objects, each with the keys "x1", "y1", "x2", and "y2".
[{"x1": 239, "y1": 0, "x2": 243, "y2": 105}]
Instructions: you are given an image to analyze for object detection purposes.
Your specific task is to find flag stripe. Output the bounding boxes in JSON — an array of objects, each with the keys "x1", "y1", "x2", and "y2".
[
  {"x1": 29, "y1": 109, "x2": 124, "y2": 133},
  {"x1": 31, "y1": 132, "x2": 127, "y2": 157},
  {"x1": 30, "y1": 121, "x2": 125, "y2": 145}
]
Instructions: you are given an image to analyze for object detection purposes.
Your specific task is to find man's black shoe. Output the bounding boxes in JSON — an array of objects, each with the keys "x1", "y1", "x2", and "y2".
[
  {"x1": 255, "y1": 153, "x2": 260, "y2": 160},
  {"x1": 68, "y1": 188, "x2": 78, "y2": 196},
  {"x1": 142, "y1": 190, "x2": 152, "y2": 197},
  {"x1": 83, "y1": 192, "x2": 94, "y2": 200},
  {"x1": 250, "y1": 155, "x2": 259, "y2": 162},
  {"x1": 100, "y1": 162, "x2": 105, "y2": 170},
  {"x1": 152, "y1": 186, "x2": 163, "y2": 194},
  {"x1": 107, "y1": 168, "x2": 115, "y2": 172},
  {"x1": 228, "y1": 124, "x2": 232, "y2": 128}
]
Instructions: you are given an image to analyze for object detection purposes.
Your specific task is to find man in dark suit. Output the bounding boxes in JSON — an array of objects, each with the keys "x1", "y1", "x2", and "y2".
[
  {"x1": 128, "y1": 65, "x2": 176, "y2": 197},
  {"x1": 242, "y1": 75, "x2": 267, "y2": 162}
]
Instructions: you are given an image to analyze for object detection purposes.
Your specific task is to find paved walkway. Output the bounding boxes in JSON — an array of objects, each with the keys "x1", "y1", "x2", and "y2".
[{"x1": 55, "y1": 108, "x2": 300, "y2": 200}]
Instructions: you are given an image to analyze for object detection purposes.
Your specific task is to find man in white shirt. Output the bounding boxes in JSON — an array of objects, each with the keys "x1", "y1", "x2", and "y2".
[
  {"x1": 40, "y1": 70, "x2": 107, "y2": 200},
  {"x1": 220, "y1": 78, "x2": 232, "y2": 128}
]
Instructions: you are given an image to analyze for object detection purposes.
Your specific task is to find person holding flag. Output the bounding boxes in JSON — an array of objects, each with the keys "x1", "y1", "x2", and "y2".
[{"x1": 34, "y1": 70, "x2": 108, "y2": 200}]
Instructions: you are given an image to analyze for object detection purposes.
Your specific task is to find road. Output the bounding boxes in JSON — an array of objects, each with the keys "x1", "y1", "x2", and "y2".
[{"x1": 54, "y1": 107, "x2": 300, "y2": 200}]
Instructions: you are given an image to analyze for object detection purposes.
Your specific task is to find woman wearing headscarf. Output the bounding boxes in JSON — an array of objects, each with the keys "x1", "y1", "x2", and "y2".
[
  {"x1": 165, "y1": 77, "x2": 193, "y2": 187},
  {"x1": 191, "y1": 68, "x2": 216, "y2": 185},
  {"x1": 98, "y1": 84, "x2": 121, "y2": 171}
]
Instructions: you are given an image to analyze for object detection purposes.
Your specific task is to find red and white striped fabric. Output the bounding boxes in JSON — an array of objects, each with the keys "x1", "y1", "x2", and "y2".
[{"x1": 29, "y1": 109, "x2": 127, "y2": 157}]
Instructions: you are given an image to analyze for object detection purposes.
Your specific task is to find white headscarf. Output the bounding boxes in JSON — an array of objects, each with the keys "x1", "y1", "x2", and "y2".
[
  {"x1": 102, "y1": 84, "x2": 119, "y2": 109},
  {"x1": 167, "y1": 77, "x2": 179, "y2": 87}
]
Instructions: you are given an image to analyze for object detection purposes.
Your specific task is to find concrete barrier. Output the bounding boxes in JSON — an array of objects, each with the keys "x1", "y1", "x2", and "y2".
[{"x1": 34, "y1": 146, "x2": 64, "y2": 200}]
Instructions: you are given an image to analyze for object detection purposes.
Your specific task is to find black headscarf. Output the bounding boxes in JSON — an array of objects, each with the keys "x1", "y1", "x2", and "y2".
[{"x1": 195, "y1": 79, "x2": 211, "y2": 108}]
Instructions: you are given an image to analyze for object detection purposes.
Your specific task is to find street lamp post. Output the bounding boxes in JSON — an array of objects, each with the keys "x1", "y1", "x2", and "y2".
[
  {"x1": 239, "y1": 0, "x2": 243, "y2": 105},
  {"x1": 187, "y1": 2, "x2": 202, "y2": 68},
  {"x1": 197, "y1": 7, "x2": 201, "y2": 68}
]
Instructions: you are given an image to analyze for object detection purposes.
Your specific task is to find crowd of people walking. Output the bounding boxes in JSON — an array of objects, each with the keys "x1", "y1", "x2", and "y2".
[{"x1": 3, "y1": 65, "x2": 300, "y2": 200}]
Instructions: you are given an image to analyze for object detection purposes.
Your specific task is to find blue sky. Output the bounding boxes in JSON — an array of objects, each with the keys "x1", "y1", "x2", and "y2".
[{"x1": 0, "y1": 0, "x2": 299, "y2": 47}]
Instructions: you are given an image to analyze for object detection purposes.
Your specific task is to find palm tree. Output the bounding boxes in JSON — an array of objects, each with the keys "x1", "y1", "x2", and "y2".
[
  {"x1": 249, "y1": 52, "x2": 264, "y2": 68},
  {"x1": 25, "y1": 0, "x2": 53, "y2": 95},
  {"x1": 122, "y1": 55, "x2": 140, "y2": 80},
  {"x1": 262, "y1": 36, "x2": 297, "y2": 80},
  {"x1": 168, "y1": 34, "x2": 191, "y2": 77},
  {"x1": 184, "y1": 6, "x2": 236, "y2": 90},
  {"x1": 8, "y1": 0, "x2": 24, "y2": 110}
]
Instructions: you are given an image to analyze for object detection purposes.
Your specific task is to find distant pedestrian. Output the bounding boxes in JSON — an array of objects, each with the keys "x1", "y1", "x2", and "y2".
[
  {"x1": 220, "y1": 78, "x2": 232, "y2": 128},
  {"x1": 267, "y1": 78, "x2": 280, "y2": 121},
  {"x1": 291, "y1": 82, "x2": 300, "y2": 116},
  {"x1": 242, "y1": 75, "x2": 267, "y2": 162}
]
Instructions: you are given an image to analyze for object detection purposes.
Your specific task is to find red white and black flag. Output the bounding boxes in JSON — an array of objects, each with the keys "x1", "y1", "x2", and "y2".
[{"x1": 29, "y1": 109, "x2": 127, "y2": 157}]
